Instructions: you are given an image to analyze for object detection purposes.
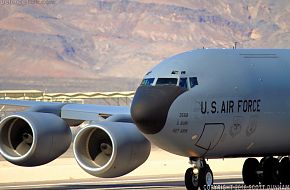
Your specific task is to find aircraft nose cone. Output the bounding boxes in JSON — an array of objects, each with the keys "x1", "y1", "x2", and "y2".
[{"x1": 131, "y1": 86, "x2": 186, "y2": 134}]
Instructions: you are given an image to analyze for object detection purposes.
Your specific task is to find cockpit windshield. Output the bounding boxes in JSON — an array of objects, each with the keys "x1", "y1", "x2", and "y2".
[
  {"x1": 156, "y1": 78, "x2": 178, "y2": 86},
  {"x1": 189, "y1": 77, "x2": 198, "y2": 88},
  {"x1": 141, "y1": 78, "x2": 154, "y2": 86},
  {"x1": 179, "y1": 78, "x2": 188, "y2": 89},
  {"x1": 141, "y1": 76, "x2": 198, "y2": 89}
]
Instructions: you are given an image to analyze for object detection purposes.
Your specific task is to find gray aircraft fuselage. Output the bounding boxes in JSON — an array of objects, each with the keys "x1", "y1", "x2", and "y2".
[{"x1": 131, "y1": 49, "x2": 290, "y2": 159}]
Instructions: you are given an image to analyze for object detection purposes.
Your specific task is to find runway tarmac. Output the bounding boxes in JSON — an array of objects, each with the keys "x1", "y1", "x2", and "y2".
[
  {"x1": 0, "y1": 174, "x2": 243, "y2": 190},
  {"x1": 2, "y1": 175, "x2": 290, "y2": 190},
  {"x1": 1, "y1": 145, "x2": 278, "y2": 190}
]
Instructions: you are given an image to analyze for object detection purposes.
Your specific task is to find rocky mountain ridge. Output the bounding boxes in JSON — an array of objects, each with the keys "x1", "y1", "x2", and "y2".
[{"x1": 0, "y1": 0, "x2": 289, "y2": 91}]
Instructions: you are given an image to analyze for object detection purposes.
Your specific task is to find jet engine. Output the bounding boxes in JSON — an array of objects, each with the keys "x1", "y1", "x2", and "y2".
[
  {"x1": 0, "y1": 112, "x2": 71, "y2": 166},
  {"x1": 73, "y1": 122, "x2": 151, "y2": 178}
]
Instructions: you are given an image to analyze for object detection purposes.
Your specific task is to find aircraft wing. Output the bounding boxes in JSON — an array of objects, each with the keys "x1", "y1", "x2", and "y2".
[
  {"x1": 0, "y1": 99, "x2": 62, "y2": 107},
  {"x1": 0, "y1": 99, "x2": 130, "y2": 121},
  {"x1": 61, "y1": 104, "x2": 130, "y2": 121}
]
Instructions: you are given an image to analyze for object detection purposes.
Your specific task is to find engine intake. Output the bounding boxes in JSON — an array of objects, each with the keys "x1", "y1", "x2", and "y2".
[
  {"x1": 73, "y1": 122, "x2": 151, "y2": 178},
  {"x1": 0, "y1": 112, "x2": 71, "y2": 166}
]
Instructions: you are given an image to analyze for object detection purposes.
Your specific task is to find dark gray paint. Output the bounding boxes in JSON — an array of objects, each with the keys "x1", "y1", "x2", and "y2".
[{"x1": 131, "y1": 86, "x2": 186, "y2": 134}]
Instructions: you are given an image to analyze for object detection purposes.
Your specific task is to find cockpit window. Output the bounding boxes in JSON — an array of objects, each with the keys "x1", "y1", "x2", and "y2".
[
  {"x1": 156, "y1": 78, "x2": 177, "y2": 86},
  {"x1": 179, "y1": 78, "x2": 188, "y2": 89},
  {"x1": 189, "y1": 77, "x2": 198, "y2": 88},
  {"x1": 141, "y1": 78, "x2": 154, "y2": 86}
]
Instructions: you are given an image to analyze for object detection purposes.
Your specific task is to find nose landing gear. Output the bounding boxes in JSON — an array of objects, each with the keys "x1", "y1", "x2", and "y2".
[
  {"x1": 185, "y1": 157, "x2": 213, "y2": 190},
  {"x1": 242, "y1": 156, "x2": 290, "y2": 185}
]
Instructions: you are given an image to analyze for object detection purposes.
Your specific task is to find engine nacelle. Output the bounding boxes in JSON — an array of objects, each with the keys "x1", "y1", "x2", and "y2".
[
  {"x1": 0, "y1": 112, "x2": 71, "y2": 166},
  {"x1": 73, "y1": 122, "x2": 151, "y2": 178}
]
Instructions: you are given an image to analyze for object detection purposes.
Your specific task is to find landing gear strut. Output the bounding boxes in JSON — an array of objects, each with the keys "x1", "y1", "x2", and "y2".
[
  {"x1": 242, "y1": 156, "x2": 290, "y2": 185},
  {"x1": 185, "y1": 157, "x2": 213, "y2": 190}
]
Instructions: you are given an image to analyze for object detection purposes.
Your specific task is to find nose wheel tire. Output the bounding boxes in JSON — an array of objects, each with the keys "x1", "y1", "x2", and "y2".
[
  {"x1": 185, "y1": 168, "x2": 199, "y2": 190},
  {"x1": 185, "y1": 165, "x2": 213, "y2": 190},
  {"x1": 199, "y1": 165, "x2": 213, "y2": 189}
]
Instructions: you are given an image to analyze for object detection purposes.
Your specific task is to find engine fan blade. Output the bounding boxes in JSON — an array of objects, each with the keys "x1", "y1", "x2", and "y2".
[
  {"x1": 15, "y1": 133, "x2": 33, "y2": 155},
  {"x1": 93, "y1": 143, "x2": 112, "y2": 167},
  {"x1": 100, "y1": 143, "x2": 112, "y2": 156}
]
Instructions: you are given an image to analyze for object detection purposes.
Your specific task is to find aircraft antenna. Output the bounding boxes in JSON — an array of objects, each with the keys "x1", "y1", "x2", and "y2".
[{"x1": 233, "y1": 42, "x2": 238, "y2": 49}]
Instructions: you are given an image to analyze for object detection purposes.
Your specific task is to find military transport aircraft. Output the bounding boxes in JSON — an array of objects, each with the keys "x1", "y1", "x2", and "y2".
[{"x1": 0, "y1": 49, "x2": 290, "y2": 190}]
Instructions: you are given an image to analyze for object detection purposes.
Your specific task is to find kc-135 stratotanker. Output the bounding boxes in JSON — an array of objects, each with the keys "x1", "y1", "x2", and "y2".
[{"x1": 1, "y1": 49, "x2": 290, "y2": 189}]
